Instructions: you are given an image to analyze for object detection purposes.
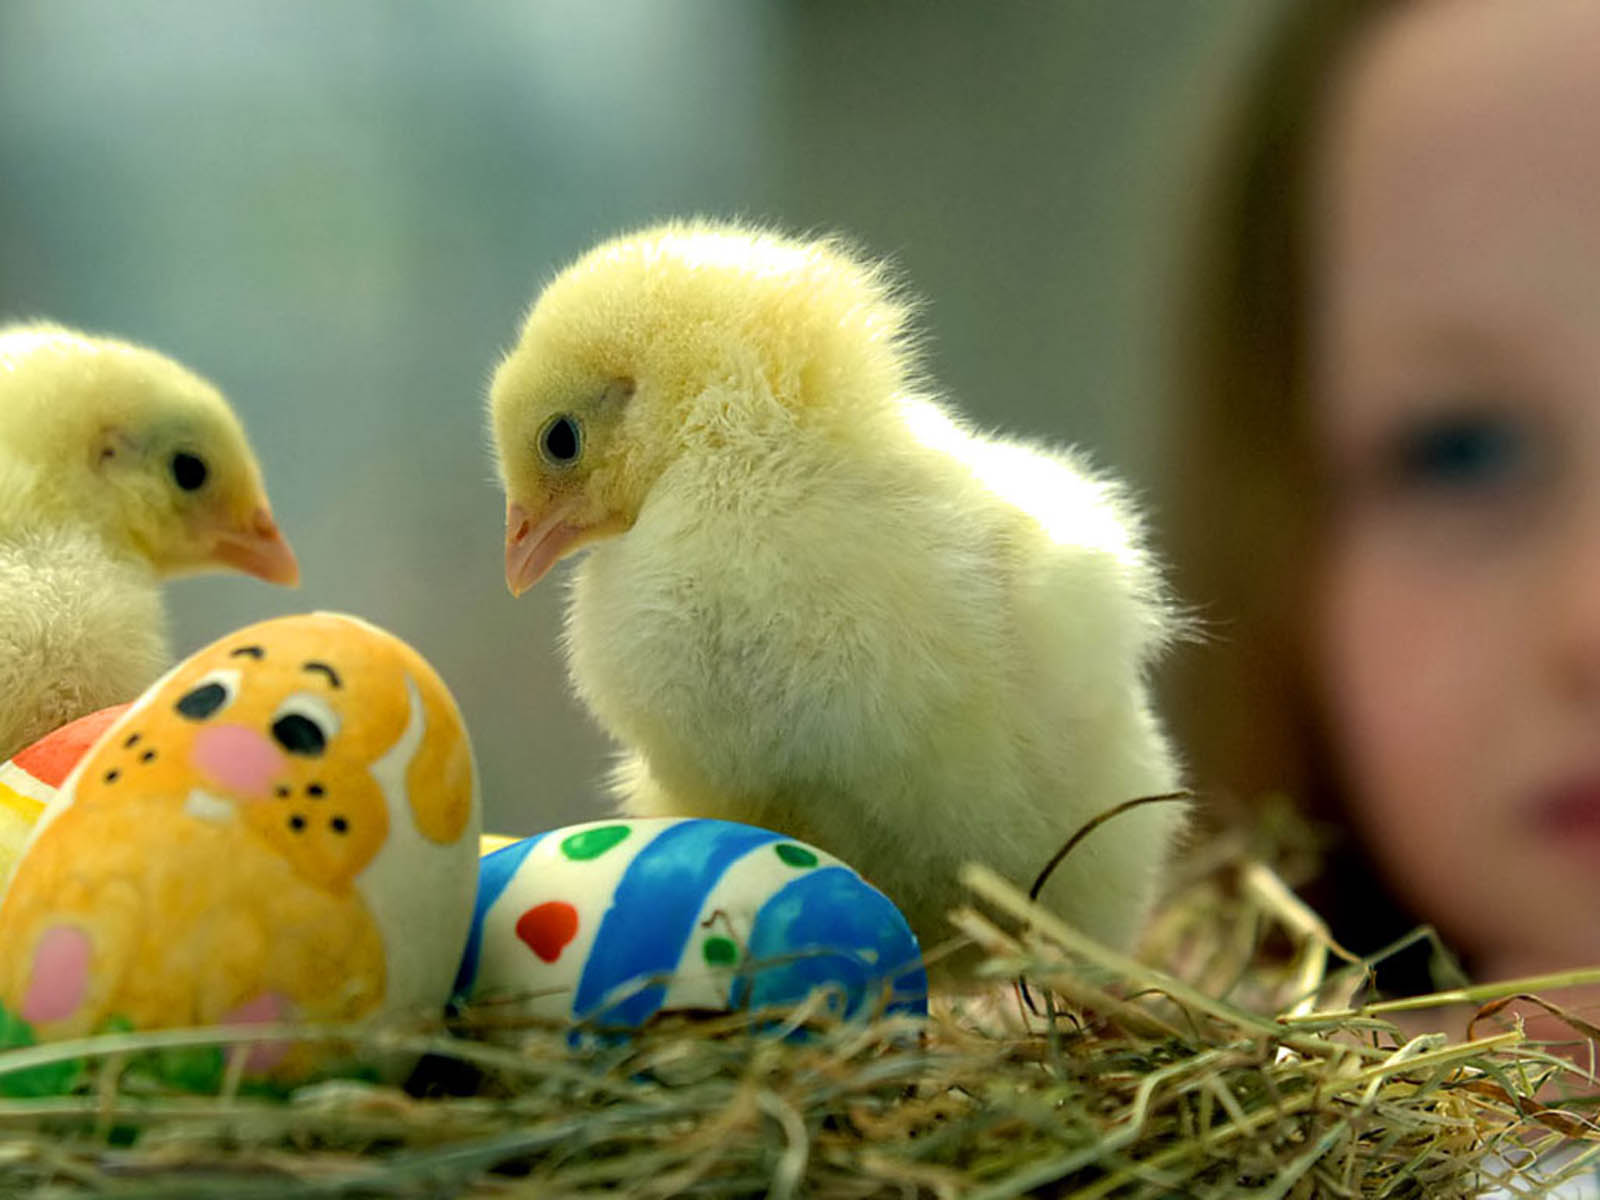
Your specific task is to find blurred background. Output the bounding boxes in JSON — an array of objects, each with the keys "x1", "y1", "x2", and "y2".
[{"x1": 0, "y1": 0, "x2": 1259, "y2": 834}]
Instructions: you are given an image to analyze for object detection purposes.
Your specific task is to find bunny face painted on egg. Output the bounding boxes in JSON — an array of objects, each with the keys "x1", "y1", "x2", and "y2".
[
  {"x1": 78, "y1": 632, "x2": 392, "y2": 893},
  {"x1": 167, "y1": 646, "x2": 383, "y2": 892},
  {"x1": 68, "y1": 613, "x2": 473, "y2": 892}
]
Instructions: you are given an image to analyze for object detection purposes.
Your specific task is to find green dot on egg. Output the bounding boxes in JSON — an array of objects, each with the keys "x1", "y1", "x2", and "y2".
[
  {"x1": 774, "y1": 843, "x2": 818, "y2": 869},
  {"x1": 703, "y1": 936, "x2": 739, "y2": 966},
  {"x1": 561, "y1": 824, "x2": 632, "y2": 861},
  {"x1": 152, "y1": 1044, "x2": 226, "y2": 1094},
  {"x1": 0, "y1": 1004, "x2": 81, "y2": 1097},
  {"x1": 0, "y1": 1004, "x2": 34, "y2": 1051}
]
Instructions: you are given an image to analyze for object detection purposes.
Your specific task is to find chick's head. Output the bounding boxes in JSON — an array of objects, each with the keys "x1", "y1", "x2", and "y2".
[
  {"x1": 0, "y1": 324, "x2": 298, "y2": 584},
  {"x1": 490, "y1": 220, "x2": 916, "y2": 594}
]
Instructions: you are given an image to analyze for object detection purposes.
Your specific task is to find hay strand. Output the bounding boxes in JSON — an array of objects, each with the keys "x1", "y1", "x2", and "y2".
[{"x1": 0, "y1": 843, "x2": 1594, "y2": 1196}]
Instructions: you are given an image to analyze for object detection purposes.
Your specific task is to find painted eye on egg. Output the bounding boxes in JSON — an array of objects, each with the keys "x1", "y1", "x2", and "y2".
[
  {"x1": 174, "y1": 669, "x2": 240, "y2": 721},
  {"x1": 271, "y1": 692, "x2": 340, "y2": 757},
  {"x1": 538, "y1": 414, "x2": 582, "y2": 467},
  {"x1": 170, "y1": 451, "x2": 208, "y2": 492}
]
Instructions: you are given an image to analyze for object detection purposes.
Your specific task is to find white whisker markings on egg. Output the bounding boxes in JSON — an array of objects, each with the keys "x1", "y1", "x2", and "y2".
[{"x1": 183, "y1": 788, "x2": 236, "y2": 824}]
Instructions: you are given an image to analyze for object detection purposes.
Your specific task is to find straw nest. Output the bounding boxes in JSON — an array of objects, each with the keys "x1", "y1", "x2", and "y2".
[{"x1": 0, "y1": 808, "x2": 1596, "y2": 1199}]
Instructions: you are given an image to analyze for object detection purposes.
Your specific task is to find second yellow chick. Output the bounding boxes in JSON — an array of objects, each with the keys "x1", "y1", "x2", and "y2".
[
  {"x1": 488, "y1": 221, "x2": 1185, "y2": 959},
  {"x1": 0, "y1": 323, "x2": 298, "y2": 759}
]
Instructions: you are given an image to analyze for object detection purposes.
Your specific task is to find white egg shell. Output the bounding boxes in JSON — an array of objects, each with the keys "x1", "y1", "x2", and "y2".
[
  {"x1": 454, "y1": 817, "x2": 928, "y2": 1030},
  {"x1": 0, "y1": 612, "x2": 482, "y2": 1084}
]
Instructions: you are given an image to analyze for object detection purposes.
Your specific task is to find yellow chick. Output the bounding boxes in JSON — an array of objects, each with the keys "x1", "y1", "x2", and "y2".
[
  {"x1": 0, "y1": 323, "x2": 298, "y2": 759},
  {"x1": 488, "y1": 221, "x2": 1185, "y2": 959}
]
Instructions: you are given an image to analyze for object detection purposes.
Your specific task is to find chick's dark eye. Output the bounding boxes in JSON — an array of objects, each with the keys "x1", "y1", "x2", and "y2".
[
  {"x1": 272, "y1": 713, "x2": 327, "y2": 756},
  {"x1": 171, "y1": 452, "x2": 208, "y2": 491},
  {"x1": 176, "y1": 682, "x2": 228, "y2": 721},
  {"x1": 539, "y1": 415, "x2": 581, "y2": 466}
]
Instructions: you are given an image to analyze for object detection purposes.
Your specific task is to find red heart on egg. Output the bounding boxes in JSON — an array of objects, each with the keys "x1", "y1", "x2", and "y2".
[{"x1": 515, "y1": 901, "x2": 579, "y2": 963}]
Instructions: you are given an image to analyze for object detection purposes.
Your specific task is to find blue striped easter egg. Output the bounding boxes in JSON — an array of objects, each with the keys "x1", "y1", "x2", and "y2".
[{"x1": 452, "y1": 817, "x2": 927, "y2": 1031}]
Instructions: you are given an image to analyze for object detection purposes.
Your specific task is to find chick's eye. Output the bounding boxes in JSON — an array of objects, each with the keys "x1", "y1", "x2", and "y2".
[
  {"x1": 539, "y1": 414, "x2": 582, "y2": 467},
  {"x1": 171, "y1": 452, "x2": 208, "y2": 491}
]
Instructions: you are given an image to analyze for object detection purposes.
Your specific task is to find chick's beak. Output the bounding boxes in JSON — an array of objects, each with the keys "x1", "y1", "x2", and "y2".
[
  {"x1": 213, "y1": 506, "x2": 300, "y2": 586},
  {"x1": 505, "y1": 498, "x2": 583, "y2": 597}
]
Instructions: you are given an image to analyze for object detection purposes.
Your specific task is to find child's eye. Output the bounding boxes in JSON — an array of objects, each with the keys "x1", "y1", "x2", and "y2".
[
  {"x1": 1381, "y1": 411, "x2": 1536, "y2": 495},
  {"x1": 1327, "y1": 404, "x2": 1558, "y2": 545}
]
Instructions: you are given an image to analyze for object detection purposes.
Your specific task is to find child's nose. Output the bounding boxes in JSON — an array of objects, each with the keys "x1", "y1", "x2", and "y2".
[
  {"x1": 1540, "y1": 496, "x2": 1600, "y2": 692},
  {"x1": 190, "y1": 724, "x2": 286, "y2": 799}
]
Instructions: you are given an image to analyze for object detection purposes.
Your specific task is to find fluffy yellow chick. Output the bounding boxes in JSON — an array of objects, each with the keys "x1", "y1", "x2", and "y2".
[
  {"x1": 0, "y1": 322, "x2": 298, "y2": 759},
  {"x1": 488, "y1": 221, "x2": 1185, "y2": 959}
]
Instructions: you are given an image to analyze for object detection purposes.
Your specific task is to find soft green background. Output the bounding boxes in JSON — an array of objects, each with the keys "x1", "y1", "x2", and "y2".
[{"x1": 0, "y1": 1, "x2": 1260, "y2": 834}]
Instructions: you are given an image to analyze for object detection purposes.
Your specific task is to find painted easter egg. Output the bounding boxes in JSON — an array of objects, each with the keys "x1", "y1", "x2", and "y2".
[
  {"x1": 454, "y1": 817, "x2": 928, "y2": 1032},
  {"x1": 0, "y1": 612, "x2": 482, "y2": 1085},
  {"x1": 0, "y1": 705, "x2": 131, "y2": 889}
]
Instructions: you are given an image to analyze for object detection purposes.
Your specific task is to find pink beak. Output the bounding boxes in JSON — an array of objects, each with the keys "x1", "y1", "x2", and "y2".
[
  {"x1": 505, "y1": 499, "x2": 583, "y2": 597},
  {"x1": 213, "y1": 507, "x2": 300, "y2": 586}
]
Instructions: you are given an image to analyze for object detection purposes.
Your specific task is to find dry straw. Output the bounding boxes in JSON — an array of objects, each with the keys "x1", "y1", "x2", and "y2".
[{"x1": 0, "y1": 821, "x2": 1596, "y2": 1198}]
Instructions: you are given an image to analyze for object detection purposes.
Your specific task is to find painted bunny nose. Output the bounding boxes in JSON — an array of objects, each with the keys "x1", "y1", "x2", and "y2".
[{"x1": 191, "y1": 724, "x2": 286, "y2": 799}]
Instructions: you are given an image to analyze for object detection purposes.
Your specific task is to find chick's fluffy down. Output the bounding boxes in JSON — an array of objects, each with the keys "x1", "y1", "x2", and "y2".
[
  {"x1": 492, "y1": 221, "x2": 1187, "y2": 961},
  {"x1": 0, "y1": 528, "x2": 167, "y2": 759}
]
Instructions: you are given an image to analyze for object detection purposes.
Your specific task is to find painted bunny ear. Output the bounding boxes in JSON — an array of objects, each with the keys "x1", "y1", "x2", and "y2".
[{"x1": 402, "y1": 671, "x2": 474, "y2": 847}]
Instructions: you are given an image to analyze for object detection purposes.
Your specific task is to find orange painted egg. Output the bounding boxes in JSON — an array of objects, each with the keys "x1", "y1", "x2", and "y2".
[{"x1": 0, "y1": 612, "x2": 482, "y2": 1087}]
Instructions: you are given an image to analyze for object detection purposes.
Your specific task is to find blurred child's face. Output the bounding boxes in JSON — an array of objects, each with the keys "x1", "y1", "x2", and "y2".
[{"x1": 1314, "y1": 0, "x2": 1600, "y2": 975}]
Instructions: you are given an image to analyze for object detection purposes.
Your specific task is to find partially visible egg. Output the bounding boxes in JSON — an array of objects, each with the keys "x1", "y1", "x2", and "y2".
[
  {"x1": 454, "y1": 817, "x2": 928, "y2": 1032},
  {"x1": 0, "y1": 612, "x2": 482, "y2": 1085},
  {"x1": 0, "y1": 705, "x2": 130, "y2": 889}
]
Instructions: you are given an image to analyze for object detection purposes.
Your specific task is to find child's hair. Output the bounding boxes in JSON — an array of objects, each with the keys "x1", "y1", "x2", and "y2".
[{"x1": 1155, "y1": 0, "x2": 1440, "y2": 985}]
